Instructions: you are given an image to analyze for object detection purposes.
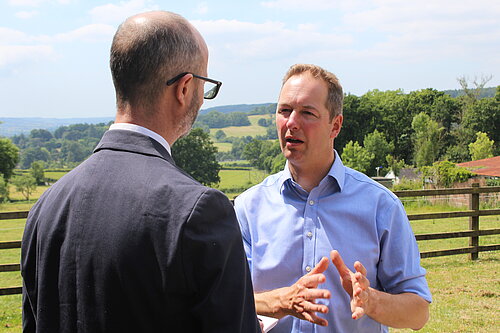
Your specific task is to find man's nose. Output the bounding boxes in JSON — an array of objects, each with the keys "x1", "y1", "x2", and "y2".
[{"x1": 286, "y1": 111, "x2": 299, "y2": 130}]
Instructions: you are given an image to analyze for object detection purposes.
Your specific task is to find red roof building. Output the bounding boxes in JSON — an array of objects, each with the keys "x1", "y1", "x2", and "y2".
[{"x1": 457, "y1": 156, "x2": 500, "y2": 177}]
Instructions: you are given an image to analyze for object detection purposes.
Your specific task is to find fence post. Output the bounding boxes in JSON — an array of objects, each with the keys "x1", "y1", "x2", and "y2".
[{"x1": 469, "y1": 183, "x2": 480, "y2": 260}]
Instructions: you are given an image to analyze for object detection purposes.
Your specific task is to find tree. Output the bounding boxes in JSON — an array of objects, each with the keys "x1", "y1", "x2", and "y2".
[
  {"x1": 341, "y1": 141, "x2": 374, "y2": 174},
  {"x1": 0, "y1": 138, "x2": 20, "y2": 180},
  {"x1": 420, "y1": 161, "x2": 472, "y2": 188},
  {"x1": 457, "y1": 74, "x2": 493, "y2": 107},
  {"x1": 30, "y1": 161, "x2": 45, "y2": 185},
  {"x1": 363, "y1": 130, "x2": 394, "y2": 176},
  {"x1": 172, "y1": 128, "x2": 221, "y2": 186},
  {"x1": 214, "y1": 130, "x2": 226, "y2": 141},
  {"x1": 411, "y1": 112, "x2": 443, "y2": 167},
  {"x1": 469, "y1": 132, "x2": 494, "y2": 161},
  {"x1": 12, "y1": 174, "x2": 37, "y2": 201},
  {"x1": 0, "y1": 174, "x2": 8, "y2": 202},
  {"x1": 386, "y1": 155, "x2": 405, "y2": 177},
  {"x1": 21, "y1": 146, "x2": 50, "y2": 168}
]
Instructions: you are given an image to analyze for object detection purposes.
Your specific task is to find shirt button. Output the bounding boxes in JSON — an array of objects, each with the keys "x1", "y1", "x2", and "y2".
[
  {"x1": 305, "y1": 266, "x2": 312, "y2": 272},
  {"x1": 306, "y1": 231, "x2": 313, "y2": 238},
  {"x1": 309, "y1": 200, "x2": 314, "y2": 205}
]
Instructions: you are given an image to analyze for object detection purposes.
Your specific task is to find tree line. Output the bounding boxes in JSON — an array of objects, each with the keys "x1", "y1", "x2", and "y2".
[{"x1": 0, "y1": 82, "x2": 498, "y2": 197}]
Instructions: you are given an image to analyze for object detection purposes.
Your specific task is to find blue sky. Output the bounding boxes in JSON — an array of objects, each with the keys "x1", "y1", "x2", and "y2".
[{"x1": 1, "y1": 0, "x2": 499, "y2": 118}]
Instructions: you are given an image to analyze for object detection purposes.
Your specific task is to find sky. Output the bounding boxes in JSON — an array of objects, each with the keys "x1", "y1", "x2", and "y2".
[{"x1": 0, "y1": 0, "x2": 499, "y2": 118}]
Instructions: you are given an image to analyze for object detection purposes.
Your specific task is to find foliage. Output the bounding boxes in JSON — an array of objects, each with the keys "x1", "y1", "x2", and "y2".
[
  {"x1": 485, "y1": 178, "x2": 500, "y2": 186},
  {"x1": 386, "y1": 155, "x2": 406, "y2": 177},
  {"x1": 469, "y1": 132, "x2": 494, "y2": 161},
  {"x1": 195, "y1": 110, "x2": 251, "y2": 128},
  {"x1": 242, "y1": 139, "x2": 282, "y2": 173},
  {"x1": 12, "y1": 123, "x2": 109, "y2": 169},
  {"x1": 0, "y1": 138, "x2": 20, "y2": 180},
  {"x1": 0, "y1": 174, "x2": 8, "y2": 202},
  {"x1": 420, "y1": 161, "x2": 473, "y2": 188},
  {"x1": 341, "y1": 141, "x2": 374, "y2": 174},
  {"x1": 391, "y1": 178, "x2": 422, "y2": 191},
  {"x1": 30, "y1": 161, "x2": 45, "y2": 185},
  {"x1": 214, "y1": 129, "x2": 226, "y2": 141},
  {"x1": 172, "y1": 128, "x2": 221, "y2": 186},
  {"x1": 11, "y1": 174, "x2": 37, "y2": 200},
  {"x1": 363, "y1": 129, "x2": 394, "y2": 176},
  {"x1": 412, "y1": 112, "x2": 443, "y2": 167}
]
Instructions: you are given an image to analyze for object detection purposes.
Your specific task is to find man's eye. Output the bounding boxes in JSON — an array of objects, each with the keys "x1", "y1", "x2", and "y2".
[{"x1": 278, "y1": 109, "x2": 291, "y2": 114}]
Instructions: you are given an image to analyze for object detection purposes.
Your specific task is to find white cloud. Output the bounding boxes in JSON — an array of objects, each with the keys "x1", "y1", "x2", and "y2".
[
  {"x1": 51, "y1": 24, "x2": 115, "y2": 42},
  {"x1": 15, "y1": 10, "x2": 38, "y2": 19},
  {"x1": 89, "y1": 0, "x2": 159, "y2": 24},
  {"x1": 0, "y1": 45, "x2": 56, "y2": 67},
  {"x1": 196, "y1": 2, "x2": 208, "y2": 15},
  {"x1": 260, "y1": 0, "x2": 339, "y2": 10},
  {"x1": 192, "y1": 19, "x2": 352, "y2": 61},
  {"x1": 8, "y1": 0, "x2": 44, "y2": 6},
  {"x1": 336, "y1": 0, "x2": 500, "y2": 63},
  {"x1": 8, "y1": 0, "x2": 73, "y2": 6}
]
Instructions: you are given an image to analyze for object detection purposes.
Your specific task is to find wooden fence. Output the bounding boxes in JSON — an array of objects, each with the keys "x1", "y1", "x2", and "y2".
[{"x1": 1, "y1": 185, "x2": 499, "y2": 296}]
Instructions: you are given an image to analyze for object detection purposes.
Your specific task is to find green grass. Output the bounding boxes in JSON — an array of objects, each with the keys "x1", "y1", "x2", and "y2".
[
  {"x1": 44, "y1": 171, "x2": 69, "y2": 181},
  {"x1": 214, "y1": 168, "x2": 268, "y2": 199},
  {"x1": 214, "y1": 142, "x2": 232, "y2": 152},
  {"x1": 209, "y1": 115, "x2": 271, "y2": 138}
]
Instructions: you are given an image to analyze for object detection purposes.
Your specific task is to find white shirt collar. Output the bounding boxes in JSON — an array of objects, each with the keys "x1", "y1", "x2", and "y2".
[{"x1": 109, "y1": 123, "x2": 171, "y2": 155}]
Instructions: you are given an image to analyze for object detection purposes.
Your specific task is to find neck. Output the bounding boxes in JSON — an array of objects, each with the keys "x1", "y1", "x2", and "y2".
[
  {"x1": 114, "y1": 103, "x2": 179, "y2": 145},
  {"x1": 288, "y1": 152, "x2": 335, "y2": 193}
]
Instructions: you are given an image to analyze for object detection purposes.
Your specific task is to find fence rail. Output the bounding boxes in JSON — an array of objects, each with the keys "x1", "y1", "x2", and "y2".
[{"x1": 1, "y1": 184, "x2": 499, "y2": 296}]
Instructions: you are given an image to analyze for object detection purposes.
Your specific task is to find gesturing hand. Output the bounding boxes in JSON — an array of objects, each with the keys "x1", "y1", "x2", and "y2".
[
  {"x1": 330, "y1": 250, "x2": 371, "y2": 320},
  {"x1": 279, "y1": 256, "x2": 331, "y2": 326}
]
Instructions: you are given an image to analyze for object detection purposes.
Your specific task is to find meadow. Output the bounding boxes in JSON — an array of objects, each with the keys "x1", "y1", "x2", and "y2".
[
  {"x1": 209, "y1": 114, "x2": 273, "y2": 138},
  {"x1": 0, "y1": 169, "x2": 498, "y2": 332}
]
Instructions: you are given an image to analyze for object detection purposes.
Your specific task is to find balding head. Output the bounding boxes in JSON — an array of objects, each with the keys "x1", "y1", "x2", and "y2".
[{"x1": 110, "y1": 11, "x2": 206, "y2": 112}]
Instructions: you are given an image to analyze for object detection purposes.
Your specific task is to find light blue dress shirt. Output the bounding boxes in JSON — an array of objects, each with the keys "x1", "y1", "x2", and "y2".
[{"x1": 234, "y1": 152, "x2": 431, "y2": 333}]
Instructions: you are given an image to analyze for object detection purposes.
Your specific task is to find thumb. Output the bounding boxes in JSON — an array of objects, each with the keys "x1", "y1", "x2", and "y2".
[{"x1": 330, "y1": 250, "x2": 352, "y2": 279}]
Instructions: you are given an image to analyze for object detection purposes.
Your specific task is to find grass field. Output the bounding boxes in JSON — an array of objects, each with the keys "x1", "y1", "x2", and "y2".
[
  {"x1": 209, "y1": 115, "x2": 272, "y2": 138},
  {"x1": 0, "y1": 177, "x2": 498, "y2": 332}
]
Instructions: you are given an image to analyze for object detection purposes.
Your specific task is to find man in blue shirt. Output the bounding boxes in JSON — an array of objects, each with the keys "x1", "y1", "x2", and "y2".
[{"x1": 234, "y1": 64, "x2": 431, "y2": 332}]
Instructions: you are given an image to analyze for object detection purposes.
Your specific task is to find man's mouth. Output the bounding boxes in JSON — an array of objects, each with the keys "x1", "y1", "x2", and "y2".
[{"x1": 285, "y1": 137, "x2": 304, "y2": 144}]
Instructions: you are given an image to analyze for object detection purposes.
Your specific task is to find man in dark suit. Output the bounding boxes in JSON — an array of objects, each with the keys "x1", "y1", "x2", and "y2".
[{"x1": 21, "y1": 11, "x2": 260, "y2": 332}]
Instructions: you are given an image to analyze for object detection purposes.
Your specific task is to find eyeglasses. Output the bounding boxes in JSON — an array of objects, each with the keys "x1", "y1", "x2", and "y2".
[{"x1": 166, "y1": 72, "x2": 222, "y2": 100}]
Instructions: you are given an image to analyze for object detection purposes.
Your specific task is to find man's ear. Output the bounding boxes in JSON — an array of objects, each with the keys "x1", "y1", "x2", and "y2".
[
  {"x1": 330, "y1": 114, "x2": 343, "y2": 139},
  {"x1": 174, "y1": 73, "x2": 194, "y2": 106}
]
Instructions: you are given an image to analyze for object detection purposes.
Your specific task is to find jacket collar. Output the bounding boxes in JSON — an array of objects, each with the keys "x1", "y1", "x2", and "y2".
[{"x1": 94, "y1": 130, "x2": 175, "y2": 165}]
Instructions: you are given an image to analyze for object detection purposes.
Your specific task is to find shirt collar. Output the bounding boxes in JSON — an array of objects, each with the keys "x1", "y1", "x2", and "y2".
[
  {"x1": 109, "y1": 123, "x2": 172, "y2": 155},
  {"x1": 278, "y1": 150, "x2": 346, "y2": 194}
]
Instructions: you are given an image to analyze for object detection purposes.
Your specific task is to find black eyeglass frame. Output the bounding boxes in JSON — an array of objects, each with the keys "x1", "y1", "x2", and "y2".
[{"x1": 166, "y1": 72, "x2": 222, "y2": 100}]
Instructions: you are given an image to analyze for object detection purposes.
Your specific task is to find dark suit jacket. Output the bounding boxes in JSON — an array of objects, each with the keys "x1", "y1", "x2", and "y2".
[{"x1": 21, "y1": 130, "x2": 259, "y2": 332}]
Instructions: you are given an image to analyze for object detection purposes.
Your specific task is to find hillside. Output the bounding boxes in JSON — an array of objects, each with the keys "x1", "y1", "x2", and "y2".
[{"x1": 0, "y1": 103, "x2": 274, "y2": 137}]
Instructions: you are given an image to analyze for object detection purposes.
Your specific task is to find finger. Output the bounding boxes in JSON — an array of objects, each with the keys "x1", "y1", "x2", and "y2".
[
  {"x1": 299, "y1": 273, "x2": 326, "y2": 287},
  {"x1": 303, "y1": 288, "x2": 331, "y2": 301},
  {"x1": 309, "y1": 256, "x2": 329, "y2": 275},
  {"x1": 354, "y1": 271, "x2": 370, "y2": 290},
  {"x1": 302, "y1": 301, "x2": 329, "y2": 314},
  {"x1": 304, "y1": 312, "x2": 329, "y2": 326},
  {"x1": 330, "y1": 250, "x2": 352, "y2": 278},
  {"x1": 354, "y1": 261, "x2": 367, "y2": 276},
  {"x1": 352, "y1": 306, "x2": 366, "y2": 320}
]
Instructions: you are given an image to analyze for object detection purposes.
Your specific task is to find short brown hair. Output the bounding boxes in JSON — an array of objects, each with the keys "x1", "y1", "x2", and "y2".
[{"x1": 282, "y1": 64, "x2": 343, "y2": 120}]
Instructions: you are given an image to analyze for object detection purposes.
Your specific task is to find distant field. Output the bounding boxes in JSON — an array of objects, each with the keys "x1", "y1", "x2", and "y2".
[
  {"x1": 44, "y1": 171, "x2": 70, "y2": 181},
  {"x1": 214, "y1": 142, "x2": 232, "y2": 152},
  {"x1": 215, "y1": 168, "x2": 268, "y2": 198},
  {"x1": 209, "y1": 115, "x2": 273, "y2": 138}
]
